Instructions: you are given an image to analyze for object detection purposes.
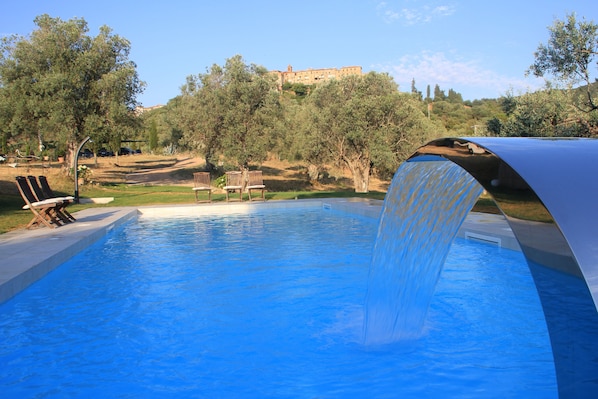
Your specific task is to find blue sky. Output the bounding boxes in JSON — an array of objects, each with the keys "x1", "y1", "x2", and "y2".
[{"x1": 1, "y1": 1, "x2": 596, "y2": 106}]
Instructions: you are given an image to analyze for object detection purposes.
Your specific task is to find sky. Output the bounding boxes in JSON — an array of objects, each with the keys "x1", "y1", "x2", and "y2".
[{"x1": 1, "y1": 0, "x2": 596, "y2": 106}]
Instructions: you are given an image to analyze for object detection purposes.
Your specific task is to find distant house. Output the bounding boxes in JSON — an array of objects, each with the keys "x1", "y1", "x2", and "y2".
[
  {"x1": 270, "y1": 65, "x2": 362, "y2": 89},
  {"x1": 135, "y1": 104, "x2": 165, "y2": 115}
]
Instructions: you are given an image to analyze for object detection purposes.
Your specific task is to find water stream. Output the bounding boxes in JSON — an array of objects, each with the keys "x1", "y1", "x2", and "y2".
[{"x1": 363, "y1": 159, "x2": 483, "y2": 344}]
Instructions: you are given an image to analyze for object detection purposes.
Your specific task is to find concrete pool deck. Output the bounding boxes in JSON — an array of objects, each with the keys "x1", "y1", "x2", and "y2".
[{"x1": 0, "y1": 198, "x2": 519, "y2": 304}]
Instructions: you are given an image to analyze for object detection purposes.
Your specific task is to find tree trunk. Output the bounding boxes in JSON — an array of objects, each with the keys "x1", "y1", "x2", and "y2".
[
  {"x1": 346, "y1": 159, "x2": 371, "y2": 193},
  {"x1": 307, "y1": 164, "x2": 320, "y2": 181},
  {"x1": 66, "y1": 143, "x2": 77, "y2": 171},
  {"x1": 204, "y1": 151, "x2": 216, "y2": 172},
  {"x1": 241, "y1": 165, "x2": 249, "y2": 192}
]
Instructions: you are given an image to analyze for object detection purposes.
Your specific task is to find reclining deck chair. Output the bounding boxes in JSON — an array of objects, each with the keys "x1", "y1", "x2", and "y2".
[
  {"x1": 15, "y1": 176, "x2": 64, "y2": 229},
  {"x1": 223, "y1": 171, "x2": 243, "y2": 202},
  {"x1": 28, "y1": 176, "x2": 76, "y2": 223},
  {"x1": 246, "y1": 170, "x2": 266, "y2": 201},
  {"x1": 39, "y1": 175, "x2": 65, "y2": 198},
  {"x1": 192, "y1": 172, "x2": 212, "y2": 203},
  {"x1": 39, "y1": 175, "x2": 76, "y2": 221}
]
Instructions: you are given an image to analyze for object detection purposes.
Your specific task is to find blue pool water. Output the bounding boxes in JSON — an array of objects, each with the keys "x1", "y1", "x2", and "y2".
[{"x1": 0, "y1": 207, "x2": 556, "y2": 398}]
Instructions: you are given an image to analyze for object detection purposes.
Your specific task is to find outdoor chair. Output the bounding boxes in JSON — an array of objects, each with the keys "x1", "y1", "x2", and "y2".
[
  {"x1": 38, "y1": 175, "x2": 74, "y2": 202},
  {"x1": 28, "y1": 176, "x2": 76, "y2": 223},
  {"x1": 15, "y1": 176, "x2": 64, "y2": 229},
  {"x1": 246, "y1": 170, "x2": 266, "y2": 201},
  {"x1": 192, "y1": 172, "x2": 212, "y2": 203},
  {"x1": 223, "y1": 171, "x2": 243, "y2": 202}
]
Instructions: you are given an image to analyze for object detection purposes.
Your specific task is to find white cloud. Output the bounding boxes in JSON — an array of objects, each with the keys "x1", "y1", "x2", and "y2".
[
  {"x1": 376, "y1": 1, "x2": 456, "y2": 25},
  {"x1": 374, "y1": 52, "x2": 543, "y2": 99},
  {"x1": 432, "y1": 5, "x2": 455, "y2": 17}
]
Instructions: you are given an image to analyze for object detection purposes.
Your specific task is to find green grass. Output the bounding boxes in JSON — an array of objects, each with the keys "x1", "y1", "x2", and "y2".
[
  {"x1": 0, "y1": 185, "x2": 387, "y2": 234},
  {"x1": 0, "y1": 155, "x2": 508, "y2": 235},
  {"x1": 3, "y1": 178, "x2": 516, "y2": 235},
  {"x1": 76, "y1": 184, "x2": 387, "y2": 206},
  {"x1": 2, "y1": 176, "x2": 517, "y2": 235}
]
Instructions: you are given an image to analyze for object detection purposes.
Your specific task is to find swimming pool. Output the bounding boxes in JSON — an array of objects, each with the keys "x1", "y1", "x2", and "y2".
[{"x1": 0, "y1": 205, "x2": 556, "y2": 398}]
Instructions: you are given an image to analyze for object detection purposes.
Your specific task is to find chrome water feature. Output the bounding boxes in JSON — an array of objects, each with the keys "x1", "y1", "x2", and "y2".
[{"x1": 406, "y1": 137, "x2": 598, "y2": 398}]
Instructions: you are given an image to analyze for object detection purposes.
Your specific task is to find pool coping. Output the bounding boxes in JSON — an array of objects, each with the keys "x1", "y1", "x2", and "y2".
[{"x1": 0, "y1": 198, "x2": 518, "y2": 304}]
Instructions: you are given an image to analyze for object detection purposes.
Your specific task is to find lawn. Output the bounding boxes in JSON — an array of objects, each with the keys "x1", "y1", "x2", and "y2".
[
  {"x1": 2, "y1": 154, "x2": 520, "y2": 234},
  {"x1": 0, "y1": 154, "x2": 388, "y2": 234}
]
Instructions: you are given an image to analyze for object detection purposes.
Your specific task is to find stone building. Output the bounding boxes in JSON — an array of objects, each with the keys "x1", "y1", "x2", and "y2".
[
  {"x1": 135, "y1": 104, "x2": 165, "y2": 115},
  {"x1": 270, "y1": 65, "x2": 362, "y2": 88}
]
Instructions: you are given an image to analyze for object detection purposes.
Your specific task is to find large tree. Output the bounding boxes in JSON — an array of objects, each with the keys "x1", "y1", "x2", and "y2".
[
  {"x1": 301, "y1": 72, "x2": 442, "y2": 192},
  {"x1": 218, "y1": 55, "x2": 281, "y2": 170},
  {"x1": 499, "y1": 89, "x2": 577, "y2": 137},
  {"x1": 179, "y1": 55, "x2": 280, "y2": 170},
  {"x1": 528, "y1": 13, "x2": 598, "y2": 131},
  {"x1": 0, "y1": 14, "x2": 144, "y2": 165},
  {"x1": 178, "y1": 65, "x2": 226, "y2": 170}
]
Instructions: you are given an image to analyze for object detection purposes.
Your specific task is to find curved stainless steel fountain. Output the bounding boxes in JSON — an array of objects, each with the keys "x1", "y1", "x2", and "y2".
[{"x1": 409, "y1": 137, "x2": 598, "y2": 398}]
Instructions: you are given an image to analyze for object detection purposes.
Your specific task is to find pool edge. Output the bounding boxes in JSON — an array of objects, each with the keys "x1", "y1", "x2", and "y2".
[
  {"x1": 0, "y1": 207, "x2": 138, "y2": 304},
  {"x1": 0, "y1": 199, "x2": 518, "y2": 305}
]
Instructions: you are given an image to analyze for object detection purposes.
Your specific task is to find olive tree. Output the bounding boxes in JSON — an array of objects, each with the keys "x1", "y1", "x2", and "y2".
[
  {"x1": 179, "y1": 55, "x2": 281, "y2": 170},
  {"x1": 528, "y1": 13, "x2": 598, "y2": 129},
  {"x1": 302, "y1": 72, "x2": 441, "y2": 192},
  {"x1": 500, "y1": 89, "x2": 576, "y2": 136},
  {"x1": 178, "y1": 67, "x2": 226, "y2": 169},
  {"x1": 218, "y1": 56, "x2": 281, "y2": 169},
  {"x1": 0, "y1": 14, "x2": 143, "y2": 166}
]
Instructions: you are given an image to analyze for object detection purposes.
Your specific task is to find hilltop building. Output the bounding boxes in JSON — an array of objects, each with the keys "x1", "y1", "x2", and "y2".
[
  {"x1": 135, "y1": 104, "x2": 165, "y2": 115},
  {"x1": 135, "y1": 65, "x2": 363, "y2": 110},
  {"x1": 270, "y1": 65, "x2": 362, "y2": 88}
]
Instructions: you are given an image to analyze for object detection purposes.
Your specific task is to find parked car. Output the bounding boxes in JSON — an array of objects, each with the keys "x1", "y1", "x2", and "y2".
[
  {"x1": 98, "y1": 148, "x2": 114, "y2": 157},
  {"x1": 118, "y1": 147, "x2": 134, "y2": 155},
  {"x1": 79, "y1": 149, "x2": 94, "y2": 158}
]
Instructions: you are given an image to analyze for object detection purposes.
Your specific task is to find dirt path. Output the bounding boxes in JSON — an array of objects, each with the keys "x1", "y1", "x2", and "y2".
[
  {"x1": 120, "y1": 155, "x2": 389, "y2": 192},
  {"x1": 125, "y1": 156, "x2": 204, "y2": 185}
]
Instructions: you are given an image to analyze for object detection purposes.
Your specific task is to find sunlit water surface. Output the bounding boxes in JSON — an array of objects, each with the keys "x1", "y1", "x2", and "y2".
[{"x1": 0, "y1": 207, "x2": 556, "y2": 398}]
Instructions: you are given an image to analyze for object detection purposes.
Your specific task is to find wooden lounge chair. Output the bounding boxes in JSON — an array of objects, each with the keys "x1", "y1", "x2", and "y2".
[
  {"x1": 27, "y1": 176, "x2": 76, "y2": 223},
  {"x1": 38, "y1": 175, "x2": 66, "y2": 199},
  {"x1": 15, "y1": 176, "x2": 64, "y2": 229},
  {"x1": 246, "y1": 170, "x2": 266, "y2": 201},
  {"x1": 192, "y1": 172, "x2": 212, "y2": 203},
  {"x1": 39, "y1": 175, "x2": 76, "y2": 220},
  {"x1": 223, "y1": 171, "x2": 243, "y2": 202}
]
